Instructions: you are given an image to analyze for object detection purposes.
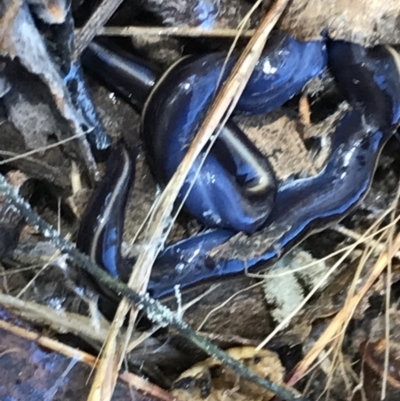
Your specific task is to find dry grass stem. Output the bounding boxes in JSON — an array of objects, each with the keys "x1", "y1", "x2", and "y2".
[
  {"x1": 0, "y1": 318, "x2": 174, "y2": 401},
  {"x1": 0, "y1": 132, "x2": 87, "y2": 166},
  {"x1": 322, "y1": 236, "x2": 384, "y2": 396},
  {"x1": 0, "y1": 317, "x2": 97, "y2": 365},
  {"x1": 126, "y1": 284, "x2": 218, "y2": 353},
  {"x1": 248, "y1": 212, "x2": 400, "y2": 281},
  {"x1": 381, "y1": 185, "x2": 400, "y2": 399},
  {"x1": 73, "y1": 0, "x2": 125, "y2": 59},
  {"x1": 289, "y1": 230, "x2": 400, "y2": 387},
  {"x1": 256, "y1": 210, "x2": 400, "y2": 350},
  {"x1": 93, "y1": 26, "x2": 255, "y2": 38},
  {"x1": 0, "y1": 150, "x2": 60, "y2": 174},
  {"x1": 87, "y1": 1, "x2": 290, "y2": 399},
  {"x1": 0, "y1": 173, "x2": 309, "y2": 401},
  {"x1": 15, "y1": 251, "x2": 58, "y2": 298},
  {"x1": 333, "y1": 224, "x2": 400, "y2": 258},
  {"x1": 197, "y1": 282, "x2": 262, "y2": 331},
  {"x1": 293, "y1": 188, "x2": 400, "y2": 393},
  {"x1": 0, "y1": 293, "x2": 110, "y2": 344}
]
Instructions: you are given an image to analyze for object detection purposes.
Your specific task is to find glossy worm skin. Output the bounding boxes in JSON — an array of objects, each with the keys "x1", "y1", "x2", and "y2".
[
  {"x1": 77, "y1": 37, "x2": 400, "y2": 300},
  {"x1": 83, "y1": 34, "x2": 326, "y2": 233},
  {"x1": 76, "y1": 141, "x2": 136, "y2": 282},
  {"x1": 82, "y1": 39, "x2": 305, "y2": 232},
  {"x1": 148, "y1": 112, "x2": 389, "y2": 298},
  {"x1": 81, "y1": 40, "x2": 161, "y2": 111},
  {"x1": 142, "y1": 33, "x2": 327, "y2": 232},
  {"x1": 144, "y1": 40, "x2": 400, "y2": 298},
  {"x1": 82, "y1": 39, "x2": 297, "y2": 232}
]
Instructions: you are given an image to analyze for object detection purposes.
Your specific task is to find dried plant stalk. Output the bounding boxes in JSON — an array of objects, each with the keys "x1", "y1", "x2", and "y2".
[{"x1": 87, "y1": 0, "x2": 291, "y2": 400}]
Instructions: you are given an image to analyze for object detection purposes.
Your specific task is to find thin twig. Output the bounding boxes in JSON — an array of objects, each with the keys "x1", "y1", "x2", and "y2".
[
  {"x1": 288, "y1": 231, "x2": 400, "y2": 387},
  {"x1": 0, "y1": 293, "x2": 110, "y2": 344},
  {"x1": 95, "y1": 26, "x2": 255, "y2": 38},
  {"x1": 289, "y1": 190, "x2": 400, "y2": 391},
  {"x1": 89, "y1": 0, "x2": 291, "y2": 399},
  {"x1": 132, "y1": 0, "x2": 290, "y2": 299},
  {"x1": 0, "y1": 318, "x2": 174, "y2": 401},
  {"x1": 73, "y1": 0, "x2": 125, "y2": 59},
  {"x1": 0, "y1": 150, "x2": 60, "y2": 174},
  {"x1": 247, "y1": 210, "x2": 399, "y2": 280},
  {"x1": 112, "y1": 0, "x2": 290, "y2": 394},
  {"x1": 125, "y1": 285, "x2": 219, "y2": 353},
  {"x1": 15, "y1": 245, "x2": 61, "y2": 298},
  {"x1": 197, "y1": 282, "x2": 262, "y2": 331},
  {"x1": 0, "y1": 132, "x2": 86, "y2": 166},
  {"x1": 0, "y1": 173, "x2": 307, "y2": 401},
  {"x1": 256, "y1": 211, "x2": 400, "y2": 351},
  {"x1": 333, "y1": 224, "x2": 400, "y2": 259},
  {"x1": 381, "y1": 185, "x2": 400, "y2": 398},
  {"x1": 322, "y1": 231, "x2": 386, "y2": 398}
]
